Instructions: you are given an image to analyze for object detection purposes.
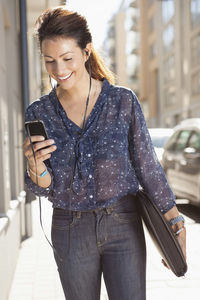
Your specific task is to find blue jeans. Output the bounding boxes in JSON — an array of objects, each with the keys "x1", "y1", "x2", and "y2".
[{"x1": 51, "y1": 194, "x2": 146, "y2": 300}]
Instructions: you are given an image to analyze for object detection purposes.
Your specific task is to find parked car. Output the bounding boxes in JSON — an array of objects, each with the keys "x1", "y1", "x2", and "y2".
[
  {"x1": 162, "y1": 118, "x2": 200, "y2": 207},
  {"x1": 148, "y1": 128, "x2": 174, "y2": 163}
]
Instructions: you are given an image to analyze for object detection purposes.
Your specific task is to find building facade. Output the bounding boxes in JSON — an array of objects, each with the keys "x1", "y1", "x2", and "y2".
[
  {"x1": 105, "y1": 0, "x2": 200, "y2": 127},
  {"x1": 139, "y1": 0, "x2": 200, "y2": 127},
  {"x1": 104, "y1": 0, "x2": 140, "y2": 95},
  {"x1": 0, "y1": 2, "x2": 26, "y2": 299},
  {"x1": 0, "y1": 1, "x2": 63, "y2": 299}
]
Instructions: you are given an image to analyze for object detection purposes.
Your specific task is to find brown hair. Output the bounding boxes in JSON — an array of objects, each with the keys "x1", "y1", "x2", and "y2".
[{"x1": 35, "y1": 6, "x2": 115, "y2": 84}]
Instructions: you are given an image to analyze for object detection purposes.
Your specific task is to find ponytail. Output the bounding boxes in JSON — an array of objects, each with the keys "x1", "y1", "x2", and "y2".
[{"x1": 85, "y1": 45, "x2": 115, "y2": 84}]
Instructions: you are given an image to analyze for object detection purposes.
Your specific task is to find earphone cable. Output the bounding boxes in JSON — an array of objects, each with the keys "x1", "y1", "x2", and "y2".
[
  {"x1": 26, "y1": 60, "x2": 92, "y2": 261},
  {"x1": 27, "y1": 127, "x2": 63, "y2": 262}
]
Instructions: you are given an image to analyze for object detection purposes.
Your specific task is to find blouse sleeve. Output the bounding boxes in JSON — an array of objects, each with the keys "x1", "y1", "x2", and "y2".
[
  {"x1": 24, "y1": 105, "x2": 54, "y2": 197},
  {"x1": 128, "y1": 91, "x2": 176, "y2": 214}
]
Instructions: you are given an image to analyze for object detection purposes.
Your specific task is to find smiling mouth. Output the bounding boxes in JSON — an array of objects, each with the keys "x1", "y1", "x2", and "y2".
[{"x1": 57, "y1": 72, "x2": 73, "y2": 81}]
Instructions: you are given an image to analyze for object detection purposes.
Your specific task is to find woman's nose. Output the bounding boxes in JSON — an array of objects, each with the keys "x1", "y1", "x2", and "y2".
[{"x1": 54, "y1": 62, "x2": 68, "y2": 76}]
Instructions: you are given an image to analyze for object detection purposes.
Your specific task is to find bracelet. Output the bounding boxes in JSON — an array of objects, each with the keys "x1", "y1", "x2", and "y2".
[
  {"x1": 169, "y1": 215, "x2": 185, "y2": 226},
  {"x1": 175, "y1": 226, "x2": 185, "y2": 235},
  {"x1": 28, "y1": 167, "x2": 48, "y2": 178}
]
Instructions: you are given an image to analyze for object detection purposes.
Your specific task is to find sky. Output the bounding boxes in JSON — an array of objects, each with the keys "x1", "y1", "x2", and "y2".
[{"x1": 66, "y1": 0, "x2": 123, "y2": 49}]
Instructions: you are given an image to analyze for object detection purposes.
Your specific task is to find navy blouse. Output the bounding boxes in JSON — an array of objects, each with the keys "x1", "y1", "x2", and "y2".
[{"x1": 25, "y1": 78, "x2": 176, "y2": 213}]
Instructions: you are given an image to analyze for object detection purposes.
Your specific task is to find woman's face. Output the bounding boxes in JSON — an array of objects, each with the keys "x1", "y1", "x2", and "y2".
[{"x1": 41, "y1": 37, "x2": 89, "y2": 90}]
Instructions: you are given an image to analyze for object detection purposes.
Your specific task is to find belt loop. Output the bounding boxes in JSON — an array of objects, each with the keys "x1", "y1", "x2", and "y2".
[
  {"x1": 105, "y1": 207, "x2": 113, "y2": 215},
  {"x1": 76, "y1": 211, "x2": 81, "y2": 218}
]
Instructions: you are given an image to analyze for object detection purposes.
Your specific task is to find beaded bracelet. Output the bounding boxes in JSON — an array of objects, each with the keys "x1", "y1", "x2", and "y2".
[
  {"x1": 169, "y1": 215, "x2": 185, "y2": 226},
  {"x1": 28, "y1": 167, "x2": 48, "y2": 178}
]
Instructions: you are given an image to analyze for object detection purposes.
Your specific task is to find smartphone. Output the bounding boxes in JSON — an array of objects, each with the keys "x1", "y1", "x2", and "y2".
[{"x1": 25, "y1": 120, "x2": 49, "y2": 147}]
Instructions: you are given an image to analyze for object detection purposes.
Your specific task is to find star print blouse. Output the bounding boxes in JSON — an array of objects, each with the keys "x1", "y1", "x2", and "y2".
[{"x1": 25, "y1": 78, "x2": 176, "y2": 213}]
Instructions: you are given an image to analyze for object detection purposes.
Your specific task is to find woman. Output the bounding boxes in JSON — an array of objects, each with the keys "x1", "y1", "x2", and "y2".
[{"x1": 23, "y1": 6, "x2": 186, "y2": 300}]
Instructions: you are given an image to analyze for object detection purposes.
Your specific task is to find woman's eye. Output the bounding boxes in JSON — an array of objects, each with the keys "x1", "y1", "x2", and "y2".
[{"x1": 45, "y1": 58, "x2": 72, "y2": 63}]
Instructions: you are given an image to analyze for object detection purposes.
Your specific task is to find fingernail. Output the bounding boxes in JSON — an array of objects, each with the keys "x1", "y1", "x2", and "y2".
[{"x1": 40, "y1": 136, "x2": 45, "y2": 140}]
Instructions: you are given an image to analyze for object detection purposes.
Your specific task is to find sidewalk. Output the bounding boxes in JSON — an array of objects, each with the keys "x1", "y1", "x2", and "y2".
[
  {"x1": 8, "y1": 199, "x2": 108, "y2": 300},
  {"x1": 146, "y1": 210, "x2": 200, "y2": 299},
  {"x1": 9, "y1": 198, "x2": 199, "y2": 300}
]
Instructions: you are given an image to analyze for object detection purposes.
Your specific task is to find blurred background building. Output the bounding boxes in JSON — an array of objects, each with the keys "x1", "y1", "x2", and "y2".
[
  {"x1": 0, "y1": 1, "x2": 63, "y2": 299},
  {"x1": 104, "y1": 0, "x2": 140, "y2": 96},
  {"x1": 104, "y1": 0, "x2": 200, "y2": 127},
  {"x1": 1, "y1": 0, "x2": 200, "y2": 299}
]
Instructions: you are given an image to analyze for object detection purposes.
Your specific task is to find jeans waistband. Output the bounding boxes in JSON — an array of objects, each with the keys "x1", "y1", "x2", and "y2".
[{"x1": 54, "y1": 194, "x2": 136, "y2": 215}]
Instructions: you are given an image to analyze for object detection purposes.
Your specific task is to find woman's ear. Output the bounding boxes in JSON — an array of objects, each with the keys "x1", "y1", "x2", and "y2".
[{"x1": 84, "y1": 43, "x2": 92, "y2": 59}]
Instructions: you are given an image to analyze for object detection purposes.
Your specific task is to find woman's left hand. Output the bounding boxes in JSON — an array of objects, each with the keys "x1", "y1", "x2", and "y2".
[
  {"x1": 162, "y1": 226, "x2": 186, "y2": 269},
  {"x1": 162, "y1": 206, "x2": 187, "y2": 269}
]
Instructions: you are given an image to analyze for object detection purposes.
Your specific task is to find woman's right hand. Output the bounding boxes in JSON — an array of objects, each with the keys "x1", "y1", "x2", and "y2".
[{"x1": 23, "y1": 136, "x2": 57, "y2": 170}]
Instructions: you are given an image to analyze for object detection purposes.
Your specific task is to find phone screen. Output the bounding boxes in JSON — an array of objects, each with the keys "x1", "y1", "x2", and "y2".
[{"x1": 25, "y1": 120, "x2": 49, "y2": 140}]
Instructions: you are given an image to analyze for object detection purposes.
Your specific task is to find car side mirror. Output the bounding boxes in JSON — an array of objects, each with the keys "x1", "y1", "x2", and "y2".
[{"x1": 183, "y1": 147, "x2": 200, "y2": 159}]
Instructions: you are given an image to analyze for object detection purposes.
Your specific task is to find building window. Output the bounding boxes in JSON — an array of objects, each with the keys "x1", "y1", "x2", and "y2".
[
  {"x1": 149, "y1": 16, "x2": 156, "y2": 33},
  {"x1": 162, "y1": 0, "x2": 174, "y2": 24},
  {"x1": 126, "y1": 31, "x2": 140, "y2": 54},
  {"x1": 163, "y1": 55, "x2": 175, "y2": 82},
  {"x1": 149, "y1": 43, "x2": 157, "y2": 59},
  {"x1": 164, "y1": 87, "x2": 176, "y2": 106},
  {"x1": 162, "y1": 24, "x2": 174, "y2": 53},
  {"x1": 191, "y1": 34, "x2": 200, "y2": 68},
  {"x1": 191, "y1": 0, "x2": 200, "y2": 28},
  {"x1": 148, "y1": 0, "x2": 155, "y2": 7},
  {"x1": 129, "y1": 0, "x2": 138, "y2": 8},
  {"x1": 126, "y1": 53, "x2": 140, "y2": 81},
  {"x1": 125, "y1": 4, "x2": 139, "y2": 30},
  {"x1": 191, "y1": 70, "x2": 200, "y2": 95}
]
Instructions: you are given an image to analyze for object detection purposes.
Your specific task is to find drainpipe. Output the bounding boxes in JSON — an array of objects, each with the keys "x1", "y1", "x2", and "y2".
[
  {"x1": 19, "y1": 0, "x2": 34, "y2": 239},
  {"x1": 19, "y1": 0, "x2": 29, "y2": 110}
]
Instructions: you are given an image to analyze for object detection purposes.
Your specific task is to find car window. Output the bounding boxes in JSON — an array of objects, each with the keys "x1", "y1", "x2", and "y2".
[
  {"x1": 164, "y1": 130, "x2": 180, "y2": 150},
  {"x1": 151, "y1": 136, "x2": 170, "y2": 148},
  {"x1": 175, "y1": 130, "x2": 191, "y2": 151},
  {"x1": 188, "y1": 131, "x2": 200, "y2": 151}
]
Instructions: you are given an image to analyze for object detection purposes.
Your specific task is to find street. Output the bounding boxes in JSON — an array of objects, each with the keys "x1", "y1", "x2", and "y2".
[{"x1": 9, "y1": 198, "x2": 200, "y2": 300}]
